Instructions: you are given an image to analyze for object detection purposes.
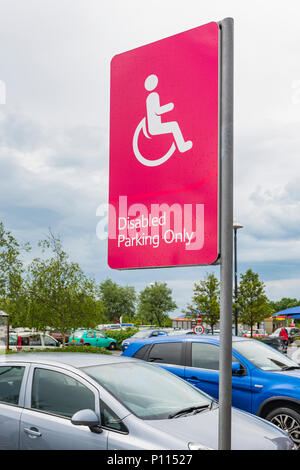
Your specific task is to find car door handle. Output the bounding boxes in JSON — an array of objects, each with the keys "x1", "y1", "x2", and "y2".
[
  {"x1": 24, "y1": 427, "x2": 42, "y2": 438},
  {"x1": 187, "y1": 376, "x2": 199, "y2": 381}
]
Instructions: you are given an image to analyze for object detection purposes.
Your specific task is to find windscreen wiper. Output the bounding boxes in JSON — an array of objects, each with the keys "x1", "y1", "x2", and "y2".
[
  {"x1": 281, "y1": 365, "x2": 300, "y2": 371},
  {"x1": 168, "y1": 404, "x2": 211, "y2": 419}
]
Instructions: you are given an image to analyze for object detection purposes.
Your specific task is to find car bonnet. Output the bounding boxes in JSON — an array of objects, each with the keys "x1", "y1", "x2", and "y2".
[{"x1": 143, "y1": 406, "x2": 292, "y2": 450}]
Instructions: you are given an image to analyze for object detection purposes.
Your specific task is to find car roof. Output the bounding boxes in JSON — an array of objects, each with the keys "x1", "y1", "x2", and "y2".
[
  {"x1": 0, "y1": 352, "x2": 137, "y2": 369},
  {"x1": 126, "y1": 334, "x2": 252, "y2": 345},
  {"x1": 9, "y1": 331, "x2": 48, "y2": 336}
]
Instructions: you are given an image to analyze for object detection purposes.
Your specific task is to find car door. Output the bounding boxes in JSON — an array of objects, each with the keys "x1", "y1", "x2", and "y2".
[
  {"x1": 184, "y1": 341, "x2": 253, "y2": 412},
  {"x1": 95, "y1": 332, "x2": 108, "y2": 348},
  {"x1": 42, "y1": 335, "x2": 60, "y2": 348},
  {"x1": 85, "y1": 331, "x2": 96, "y2": 346},
  {"x1": 0, "y1": 363, "x2": 29, "y2": 449},
  {"x1": 145, "y1": 342, "x2": 186, "y2": 379},
  {"x1": 20, "y1": 364, "x2": 108, "y2": 450},
  {"x1": 184, "y1": 342, "x2": 220, "y2": 399},
  {"x1": 20, "y1": 334, "x2": 42, "y2": 351}
]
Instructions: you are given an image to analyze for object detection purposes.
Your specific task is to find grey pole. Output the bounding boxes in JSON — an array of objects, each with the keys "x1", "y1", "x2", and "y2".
[
  {"x1": 233, "y1": 221, "x2": 243, "y2": 336},
  {"x1": 218, "y1": 17, "x2": 234, "y2": 450}
]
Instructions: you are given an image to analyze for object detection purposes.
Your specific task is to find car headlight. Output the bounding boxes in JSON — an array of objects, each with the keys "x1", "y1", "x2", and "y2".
[{"x1": 188, "y1": 442, "x2": 213, "y2": 450}]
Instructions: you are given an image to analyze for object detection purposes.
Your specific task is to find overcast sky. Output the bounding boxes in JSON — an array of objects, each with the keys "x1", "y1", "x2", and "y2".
[{"x1": 1, "y1": 0, "x2": 300, "y2": 316}]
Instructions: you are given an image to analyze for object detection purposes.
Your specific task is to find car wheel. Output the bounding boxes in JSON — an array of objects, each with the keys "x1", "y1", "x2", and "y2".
[
  {"x1": 108, "y1": 342, "x2": 117, "y2": 350},
  {"x1": 83, "y1": 343, "x2": 91, "y2": 346},
  {"x1": 265, "y1": 406, "x2": 300, "y2": 448}
]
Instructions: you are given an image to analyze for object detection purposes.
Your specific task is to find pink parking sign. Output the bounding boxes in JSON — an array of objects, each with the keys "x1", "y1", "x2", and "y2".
[{"x1": 108, "y1": 22, "x2": 219, "y2": 269}]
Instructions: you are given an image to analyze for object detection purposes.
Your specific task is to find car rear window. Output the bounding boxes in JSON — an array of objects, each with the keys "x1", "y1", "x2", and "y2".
[
  {"x1": 147, "y1": 342, "x2": 184, "y2": 365},
  {"x1": 133, "y1": 344, "x2": 151, "y2": 360},
  {"x1": 73, "y1": 332, "x2": 84, "y2": 338}
]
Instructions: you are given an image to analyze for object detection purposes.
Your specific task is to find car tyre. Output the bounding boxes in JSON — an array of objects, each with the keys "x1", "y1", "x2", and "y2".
[
  {"x1": 108, "y1": 342, "x2": 117, "y2": 350},
  {"x1": 265, "y1": 406, "x2": 300, "y2": 448}
]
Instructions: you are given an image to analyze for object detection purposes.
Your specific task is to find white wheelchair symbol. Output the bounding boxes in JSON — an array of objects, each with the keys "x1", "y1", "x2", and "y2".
[{"x1": 132, "y1": 74, "x2": 193, "y2": 167}]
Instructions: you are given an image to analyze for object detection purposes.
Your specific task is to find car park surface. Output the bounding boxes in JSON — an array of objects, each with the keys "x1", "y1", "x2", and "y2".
[
  {"x1": 122, "y1": 334, "x2": 300, "y2": 448},
  {"x1": 68, "y1": 330, "x2": 117, "y2": 350},
  {"x1": 0, "y1": 353, "x2": 294, "y2": 450}
]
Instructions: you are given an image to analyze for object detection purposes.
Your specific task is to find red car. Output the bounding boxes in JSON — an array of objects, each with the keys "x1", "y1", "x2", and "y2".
[{"x1": 243, "y1": 329, "x2": 268, "y2": 338}]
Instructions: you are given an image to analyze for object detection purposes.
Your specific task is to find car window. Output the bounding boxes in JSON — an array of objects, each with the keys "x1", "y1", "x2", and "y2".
[
  {"x1": 73, "y1": 331, "x2": 84, "y2": 338},
  {"x1": 0, "y1": 366, "x2": 25, "y2": 405},
  {"x1": 148, "y1": 342, "x2": 183, "y2": 365},
  {"x1": 133, "y1": 344, "x2": 151, "y2": 360},
  {"x1": 84, "y1": 362, "x2": 212, "y2": 420},
  {"x1": 191, "y1": 342, "x2": 237, "y2": 370},
  {"x1": 28, "y1": 335, "x2": 42, "y2": 346},
  {"x1": 31, "y1": 368, "x2": 95, "y2": 418},
  {"x1": 96, "y1": 332, "x2": 105, "y2": 338},
  {"x1": 9, "y1": 335, "x2": 17, "y2": 346},
  {"x1": 43, "y1": 336, "x2": 57, "y2": 347},
  {"x1": 86, "y1": 332, "x2": 95, "y2": 338},
  {"x1": 234, "y1": 340, "x2": 299, "y2": 371},
  {"x1": 132, "y1": 330, "x2": 151, "y2": 339},
  {"x1": 291, "y1": 328, "x2": 300, "y2": 335},
  {"x1": 101, "y1": 400, "x2": 128, "y2": 433}
]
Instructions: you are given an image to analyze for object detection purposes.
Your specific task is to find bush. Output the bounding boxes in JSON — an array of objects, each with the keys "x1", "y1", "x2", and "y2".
[
  {"x1": 5, "y1": 346, "x2": 112, "y2": 355},
  {"x1": 102, "y1": 328, "x2": 138, "y2": 349}
]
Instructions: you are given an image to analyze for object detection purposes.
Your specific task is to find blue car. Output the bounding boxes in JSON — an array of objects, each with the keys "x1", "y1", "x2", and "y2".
[
  {"x1": 121, "y1": 328, "x2": 168, "y2": 351},
  {"x1": 122, "y1": 334, "x2": 300, "y2": 448}
]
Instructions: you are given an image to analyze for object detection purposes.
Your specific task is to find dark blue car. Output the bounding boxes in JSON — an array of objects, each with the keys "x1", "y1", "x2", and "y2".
[
  {"x1": 121, "y1": 328, "x2": 168, "y2": 351},
  {"x1": 122, "y1": 334, "x2": 300, "y2": 448}
]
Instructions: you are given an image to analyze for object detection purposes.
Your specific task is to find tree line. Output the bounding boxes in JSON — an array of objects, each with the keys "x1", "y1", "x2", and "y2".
[
  {"x1": 184, "y1": 272, "x2": 300, "y2": 335},
  {"x1": 0, "y1": 221, "x2": 177, "y2": 344},
  {"x1": 1, "y1": 220, "x2": 299, "y2": 343}
]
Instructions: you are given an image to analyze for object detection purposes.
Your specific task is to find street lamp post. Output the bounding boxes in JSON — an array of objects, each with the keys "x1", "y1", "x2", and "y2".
[
  {"x1": 0, "y1": 311, "x2": 9, "y2": 351},
  {"x1": 233, "y1": 221, "x2": 243, "y2": 336}
]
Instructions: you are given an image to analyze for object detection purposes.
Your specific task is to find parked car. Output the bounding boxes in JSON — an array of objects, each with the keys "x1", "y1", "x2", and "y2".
[
  {"x1": 270, "y1": 327, "x2": 300, "y2": 344},
  {"x1": 260, "y1": 336, "x2": 283, "y2": 352},
  {"x1": 47, "y1": 330, "x2": 71, "y2": 344},
  {"x1": 205, "y1": 328, "x2": 220, "y2": 335},
  {"x1": 122, "y1": 334, "x2": 300, "y2": 448},
  {"x1": 9, "y1": 332, "x2": 61, "y2": 351},
  {"x1": 0, "y1": 353, "x2": 294, "y2": 450},
  {"x1": 121, "y1": 328, "x2": 168, "y2": 351},
  {"x1": 68, "y1": 329, "x2": 117, "y2": 350},
  {"x1": 243, "y1": 329, "x2": 268, "y2": 338},
  {"x1": 291, "y1": 347, "x2": 300, "y2": 365}
]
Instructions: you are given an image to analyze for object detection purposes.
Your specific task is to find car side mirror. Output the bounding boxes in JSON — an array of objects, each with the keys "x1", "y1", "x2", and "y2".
[
  {"x1": 232, "y1": 362, "x2": 243, "y2": 376},
  {"x1": 71, "y1": 409, "x2": 102, "y2": 433}
]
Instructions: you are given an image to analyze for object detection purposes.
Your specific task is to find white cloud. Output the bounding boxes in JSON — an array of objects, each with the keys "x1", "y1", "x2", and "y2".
[{"x1": 1, "y1": 0, "x2": 300, "y2": 308}]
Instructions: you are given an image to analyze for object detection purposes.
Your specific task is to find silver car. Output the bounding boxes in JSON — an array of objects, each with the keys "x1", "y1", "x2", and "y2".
[{"x1": 0, "y1": 353, "x2": 295, "y2": 450}]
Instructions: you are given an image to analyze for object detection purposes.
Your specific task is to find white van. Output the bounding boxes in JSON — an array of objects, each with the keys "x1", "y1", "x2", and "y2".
[{"x1": 9, "y1": 332, "x2": 61, "y2": 351}]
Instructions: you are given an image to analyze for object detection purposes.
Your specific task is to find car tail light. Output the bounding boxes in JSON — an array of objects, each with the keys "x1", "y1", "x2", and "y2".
[{"x1": 80, "y1": 338, "x2": 84, "y2": 343}]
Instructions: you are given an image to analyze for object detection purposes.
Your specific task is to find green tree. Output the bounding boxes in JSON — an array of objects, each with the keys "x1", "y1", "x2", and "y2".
[
  {"x1": 137, "y1": 282, "x2": 177, "y2": 326},
  {"x1": 237, "y1": 269, "x2": 271, "y2": 336},
  {"x1": 99, "y1": 279, "x2": 136, "y2": 323},
  {"x1": 26, "y1": 233, "x2": 103, "y2": 345},
  {"x1": 0, "y1": 221, "x2": 30, "y2": 324},
  {"x1": 269, "y1": 297, "x2": 300, "y2": 314},
  {"x1": 186, "y1": 274, "x2": 220, "y2": 333}
]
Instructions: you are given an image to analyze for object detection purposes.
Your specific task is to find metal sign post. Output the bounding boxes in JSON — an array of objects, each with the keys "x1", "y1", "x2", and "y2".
[
  {"x1": 218, "y1": 17, "x2": 234, "y2": 450},
  {"x1": 109, "y1": 17, "x2": 234, "y2": 450}
]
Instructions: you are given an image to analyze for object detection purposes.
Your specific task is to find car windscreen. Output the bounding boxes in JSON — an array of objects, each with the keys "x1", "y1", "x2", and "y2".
[
  {"x1": 82, "y1": 361, "x2": 212, "y2": 420},
  {"x1": 132, "y1": 330, "x2": 153, "y2": 338},
  {"x1": 234, "y1": 340, "x2": 299, "y2": 371}
]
